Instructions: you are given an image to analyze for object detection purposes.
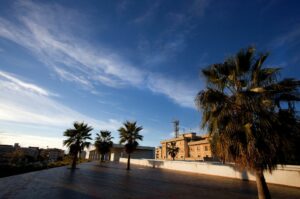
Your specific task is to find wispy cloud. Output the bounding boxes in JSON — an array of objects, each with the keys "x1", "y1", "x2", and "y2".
[
  {"x1": 0, "y1": 70, "x2": 121, "y2": 130},
  {"x1": 137, "y1": 0, "x2": 210, "y2": 66},
  {"x1": 0, "y1": 0, "x2": 200, "y2": 109},
  {"x1": 53, "y1": 67, "x2": 92, "y2": 88},
  {"x1": 0, "y1": 131, "x2": 65, "y2": 149},
  {"x1": 132, "y1": 1, "x2": 160, "y2": 24},
  {"x1": 116, "y1": 0, "x2": 132, "y2": 15},
  {"x1": 147, "y1": 74, "x2": 198, "y2": 108},
  {"x1": 272, "y1": 25, "x2": 300, "y2": 48},
  {"x1": 0, "y1": 1, "x2": 145, "y2": 89},
  {"x1": 0, "y1": 70, "x2": 50, "y2": 96},
  {"x1": 190, "y1": 0, "x2": 210, "y2": 17}
]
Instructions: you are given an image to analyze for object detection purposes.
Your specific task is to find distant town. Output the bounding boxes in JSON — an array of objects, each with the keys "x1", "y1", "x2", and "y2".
[{"x1": 0, "y1": 143, "x2": 86, "y2": 177}]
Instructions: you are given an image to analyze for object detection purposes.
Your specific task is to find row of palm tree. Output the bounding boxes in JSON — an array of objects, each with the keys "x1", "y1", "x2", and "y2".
[{"x1": 63, "y1": 121, "x2": 143, "y2": 170}]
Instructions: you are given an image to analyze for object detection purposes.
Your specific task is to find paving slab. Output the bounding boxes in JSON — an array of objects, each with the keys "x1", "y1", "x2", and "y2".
[{"x1": 0, "y1": 161, "x2": 299, "y2": 199}]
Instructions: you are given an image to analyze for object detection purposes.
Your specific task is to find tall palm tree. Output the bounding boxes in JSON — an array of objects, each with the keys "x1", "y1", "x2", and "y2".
[
  {"x1": 118, "y1": 121, "x2": 143, "y2": 170},
  {"x1": 94, "y1": 130, "x2": 114, "y2": 162},
  {"x1": 195, "y1": 47, "x2": 300, "y2": 199},
  {"x1": 63, "y1": 122, "x2": 93, "y2": 169},
  {"x1": 167, "y1": 142, "x2": 179, "y2": 160}
]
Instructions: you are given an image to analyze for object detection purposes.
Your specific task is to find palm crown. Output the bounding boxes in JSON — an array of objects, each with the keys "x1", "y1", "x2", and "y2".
[
  {"x1": 195, "y1": 47, "x2": 300, "y2": 199},
  {"x1": 118, "y1": 121, "x2": 143, "y2": 170},
  {"x1": 95, "y1": 130, "x2": 114, "y2": 161},
  {"x1": 119, "y1": 121, "x2": 143, "y2": 153},
  {"x1": 63, "y1": 122, "x2": 93, "y2": 169},
  {"x1": 196, "y1": 47, "x2": 300, "y2": 170}
]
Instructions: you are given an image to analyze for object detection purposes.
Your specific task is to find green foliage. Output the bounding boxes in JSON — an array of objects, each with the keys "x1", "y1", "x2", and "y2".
[
  {"x1": 167, "y1": 142, "x2": 179, "y2": 160},
  {"x1": 63, "y1": 121, "x2": 93, "y2": 169},
  {"x1": 8, "y1": 149, "x2": 26, "y2": 165},
  {"x1": 118, "y1": 121, "x2": 143, "y2": 170},
  {"x1": 94, "y1": 130, "x2": 114, "y2": 161},
  {"x1": 196, "y1": 46, "x2": 300, "y2": 172},
  {"x1": 118, "y1": 121, "x2": 143, "y2": 154}
]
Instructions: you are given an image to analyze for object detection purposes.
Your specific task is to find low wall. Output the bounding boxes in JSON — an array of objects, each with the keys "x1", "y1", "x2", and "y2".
[{"x1": 119, "y1": 158, "x2": 300, "y2": 188}]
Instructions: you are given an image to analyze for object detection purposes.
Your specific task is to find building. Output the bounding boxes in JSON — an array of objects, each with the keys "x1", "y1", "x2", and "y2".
[
  {"x1": 79, "y1": 151, "x2": 87, "y2": 159},
  {"x1": 0, "y1": 143, "x2": 65, "y2": 164},
  {"x1": 40, "y1": 148, "x2": 65, "y2": 162},
  {"x1": 156, "y1": 132, "x2": 212, "y2": 161},
  {"x1": 22, "y1": 147, "x2": 40, "y2": 161},
  {"x1": 0, "y1": 145, "x2": 15, "y2": 165},
  {"x1": 89, "y1": 144, "x2": 155, "y2": 161},
  {"x1": 0, "y1": 144, "x2": 14, "y2": 154}
]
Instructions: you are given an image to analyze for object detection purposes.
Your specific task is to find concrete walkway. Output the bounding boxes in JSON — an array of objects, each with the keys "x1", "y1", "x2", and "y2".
[{"x1": 0, "y1": 161, "x2": 299, "y2": 199}]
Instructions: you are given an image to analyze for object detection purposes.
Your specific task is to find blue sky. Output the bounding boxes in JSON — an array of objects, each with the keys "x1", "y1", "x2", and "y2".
[{"x1": 0, "y1": 0, "x2": 300, "y2": 149}]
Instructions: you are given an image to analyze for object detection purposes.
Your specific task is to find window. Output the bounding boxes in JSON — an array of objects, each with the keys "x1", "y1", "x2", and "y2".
[{"x1": 205, "y1": 146, "x2": 208, "y2": 151}]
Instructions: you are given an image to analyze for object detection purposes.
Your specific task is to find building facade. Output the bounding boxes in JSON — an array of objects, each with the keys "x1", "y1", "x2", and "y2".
[
  {"x1": 79, "y1": 151, "x2": 87, "y2": 159},
  {"x1": 156, "y1": 132, "x2": 212, "y2": 161},
  {"x1": 39, "y1": 148, "x2": 65, "y2": 162},
  {"x1": 89, "y1": 144, "x2": 155, "y2": 161},
  {"x1": 0, "y1": 144, "x2": 65, "y2": 163}
]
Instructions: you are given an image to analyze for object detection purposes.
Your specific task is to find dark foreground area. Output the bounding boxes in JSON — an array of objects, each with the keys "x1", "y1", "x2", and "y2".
[{"x1": 0, "y1": 161, "x2": 299, "y2": 199}]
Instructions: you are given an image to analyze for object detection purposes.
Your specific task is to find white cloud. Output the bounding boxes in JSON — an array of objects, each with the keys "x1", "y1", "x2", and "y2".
[
  {"x1": 0, "y1": 70, "x2": 121, "y2": 130},
  {"x1": 53, "y1": 67, "x2": 92, "y2": 88},
  {"x1": 0, "y1": 131, "x2": 65, "y2": 150},
  {"x1": 0, "y1": 1, "x2": 145, "y2": 89},
  {"x1": 132, "y1": 1, "x2": 160, "y2": 24},
  {"x1": 147, "y1": 74, "x2": 198, "y2": 108},
  {"x1": 0, "y1": 70, "x2": 50, "y2": 96},
  {"x1": 0, "y1": 0, "x2": 200, "y2": 109},
  {"x1": 273, "y1": 26, "x2": 300, "y2": 47}
]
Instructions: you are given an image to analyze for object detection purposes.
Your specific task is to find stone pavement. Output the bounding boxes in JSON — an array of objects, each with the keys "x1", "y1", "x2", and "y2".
[{"x1": 0, "y1": 161, "x2": 299, "y2": 199}]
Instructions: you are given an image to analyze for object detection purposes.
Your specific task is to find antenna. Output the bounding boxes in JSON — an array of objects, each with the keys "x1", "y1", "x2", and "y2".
[{"x1": 172, "y1": 119, "x2": 179, "y2": 138}]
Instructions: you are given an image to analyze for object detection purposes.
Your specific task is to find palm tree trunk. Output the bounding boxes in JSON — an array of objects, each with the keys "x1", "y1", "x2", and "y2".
[
  {"x1": 255, "y1": 169, "x2": 271, "y2": 199},
  {"x1": 127, "y1": 153, "x2": 131, "y2": 170},
  {"x1": 101, "y1": 153, "x2": 104, "y2": 162},
  {"x1": 71, "y1": 152, "x2": 78, "y2": 170}
]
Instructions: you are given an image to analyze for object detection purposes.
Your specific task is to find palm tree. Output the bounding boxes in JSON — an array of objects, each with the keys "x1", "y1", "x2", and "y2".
[
  {"x1": 195, "y1": 47, "x2": 300, "y2": 199},
  {"x1": 94, "y1": 130, "x2": 114, "y2": 162},
  {"x1": 63, "y1": 122, "x2": 93, "y2": 170},
  {"x1": 118, "y1": 121, "x2": 143, "y2": 170},
  {"x1": 167, "y1": 142, "x2": 179, "y2": 160}
]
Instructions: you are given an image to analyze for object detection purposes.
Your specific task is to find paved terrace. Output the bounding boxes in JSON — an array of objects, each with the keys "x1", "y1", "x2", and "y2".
[{"x1": 0, "y1": 162, "x2": 299, "y2": 199}]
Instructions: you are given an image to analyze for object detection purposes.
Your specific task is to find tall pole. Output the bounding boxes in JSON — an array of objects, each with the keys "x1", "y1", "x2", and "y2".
[{"x1": 173, "y1": 120, "x2": 179, "y2": 138}]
